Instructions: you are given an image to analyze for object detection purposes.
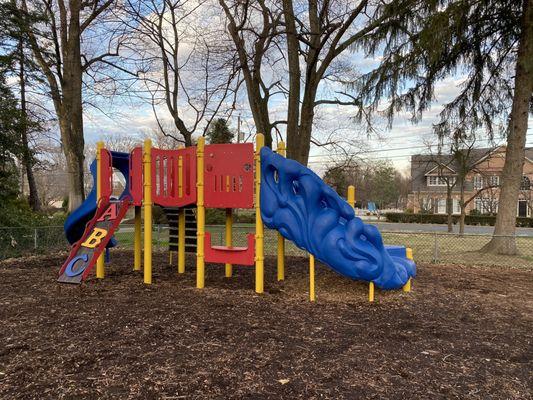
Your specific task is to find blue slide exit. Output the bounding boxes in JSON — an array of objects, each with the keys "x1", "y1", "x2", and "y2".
[
  {"x1": 64, "y1": 151, "x2": 131, "y2": 246},
  {"x1": 260, "y1": 147, "x2": 416, "y2": 290}
]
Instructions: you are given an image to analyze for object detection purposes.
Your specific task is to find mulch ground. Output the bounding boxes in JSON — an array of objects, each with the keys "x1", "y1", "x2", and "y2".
[{"x1": 0, "y1": 251, "x2": 531, "y2": 399}]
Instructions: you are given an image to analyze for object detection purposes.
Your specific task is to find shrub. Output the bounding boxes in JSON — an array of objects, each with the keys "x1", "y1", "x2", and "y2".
[{"x1": 384, "y1": 212, "x2": 533, "y2": 227}]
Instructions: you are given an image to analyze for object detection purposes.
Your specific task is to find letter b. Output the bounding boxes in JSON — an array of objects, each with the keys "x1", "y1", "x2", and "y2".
[{"x1": 81, "y1": 228, "x2": 108, "y2": 249}]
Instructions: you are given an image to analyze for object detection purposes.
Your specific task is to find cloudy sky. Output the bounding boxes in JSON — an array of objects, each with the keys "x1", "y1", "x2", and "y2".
[
  {"x1": 83, "y1": 70, "x2": 533, "y2": 177},
  {"x1": 79, "y1": 4, "x2": 533, "y2": 177}
]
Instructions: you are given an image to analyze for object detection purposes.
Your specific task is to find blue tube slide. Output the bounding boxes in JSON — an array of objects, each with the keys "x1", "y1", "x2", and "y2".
[
  {"x1": 260, "y1": 147, "x2": 416, "y2": 290},
  {"x1": 64, "y1": 151, "x2": 131, "y2": 246}
]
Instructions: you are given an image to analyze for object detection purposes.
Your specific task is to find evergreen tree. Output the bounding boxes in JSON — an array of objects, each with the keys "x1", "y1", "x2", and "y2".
[
  {"x1": 206, "y1": 119, "x2": 235, "y2": 144},
  {"x1": 0, "y1": 0, "x2": 43, "y2": 211},
  {"x1": 352, "y1": 0, "x2": 532, "y2": 254},
  {"x1": 0, "y1": 70, "x2": 23, "y2": 205}
]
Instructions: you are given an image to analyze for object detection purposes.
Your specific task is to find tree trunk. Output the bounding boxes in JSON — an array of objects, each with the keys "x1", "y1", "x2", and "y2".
[
  {"x1": 60, "y1": 6, "x2": 86, "y2": 212},
  {"x1": 20, "y1": 0, "x2": 88, "y2": 212},
  {"x1": 18, "y1": 38, "x2": 40, "y2": 211},
  {"x1": 459, "y1": 208, "x2": 466, "y2": 235},
  {"x1": 282, "y1": 0, "x2": 300, "y2": 154},
  {"x1": 459, "y1": 182, "x2": 466, "y2": 235},
  {"x1": 287, "y1": 81, "x2": 318, "y2": 165},
  {"x1": 446, "y1": 186, "x2": 453, "y2": 232},
  {"x1": 483, "y1": 0, "x2": 533, "y2": 254}
]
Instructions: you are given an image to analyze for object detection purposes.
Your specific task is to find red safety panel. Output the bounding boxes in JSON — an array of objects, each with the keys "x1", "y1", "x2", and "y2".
[
  {"x1": 100, "y1": 149, "x2": 113, "y2": 199},
  {"x1": 204, "y1": 143, "x2": 254, "y2": 209},
  {"x1": 204, "y1": 232, "x2": 255, "y2": 265},
  {"x1": 151, "y1": 147, "x2": 197, "y2": 207},
  {"x1": 129, "y1": 147, "x2": 143, "y2": 206}
]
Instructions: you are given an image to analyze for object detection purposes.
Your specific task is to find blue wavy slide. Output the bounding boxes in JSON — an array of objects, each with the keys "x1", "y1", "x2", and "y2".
[
  {"x1": 64, "y1": 151, "x2": 131, "y2": 247},
  {"x1": 260, "y1": 148, "x2": 416, "y2": 290}
]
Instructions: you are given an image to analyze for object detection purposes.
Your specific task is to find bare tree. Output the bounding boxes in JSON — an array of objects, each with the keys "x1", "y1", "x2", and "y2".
[
  {"x1": 20, "y1": 0, "x2": 124, "y2": 211},
  {"x1": 218, "y1": 0, "x2": 408, "y2": 164},
  {"x1": 122, "y1": 0, "x2": 238, "y2": 147}
]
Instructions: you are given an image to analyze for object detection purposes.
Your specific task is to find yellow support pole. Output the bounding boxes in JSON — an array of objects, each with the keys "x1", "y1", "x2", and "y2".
[
  {"x1": 369, "y1": 282, "x2": 375, "y2": 302},
  {"x1": 178, "y1": 148, "x2": 185, "y2": 274},
  {"x1": 347, "y1": 185, "x2": 355, "y2": 208},
  {"x1": 309, "y1": 254, "x2": 316, "y2": 302},
  {"x1": 276, "y1": 141, "x2": 286, "y2": 281},
  {"x1": 143, "y1": 139, "x2": 152, "y2": 284},
  {"x1": 96, "y1": 141, "x2": 105, "y2": 279},
  {"x1": 255, "y1": 133, "x2": 265, "y2": 294},
  {"x1": 225, "y1": 208, "x2": 233, "y2": 278},
  {"x1": 178, "y1": 209, "x2": 186, "y2": 274},
  {"x1": 133, "y1": 206, "x2": 141, "y2": 271},
  {"x1": 196, "y1": 137, "x2": 205, "y2": 289},
  {"x1": 403, "y1": 247, "x2": 413, "y2": 292}
]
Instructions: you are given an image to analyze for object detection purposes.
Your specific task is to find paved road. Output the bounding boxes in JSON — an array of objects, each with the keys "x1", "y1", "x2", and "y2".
[{"x1": 367, "y1": 221, "x2": 533, "y2": 236}]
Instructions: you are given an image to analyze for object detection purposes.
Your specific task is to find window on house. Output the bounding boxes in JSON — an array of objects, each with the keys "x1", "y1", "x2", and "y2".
[
  {"x1": 488, "y1": 175, "x2": 500, "y2": 187},
  {"x1": 473, "y1": 175, "x2": 483, "y2": 189},
  {"x1": 521, "y1": 176, "x2": 530, "y2": 190},
  {"x1": 474, "y1": 198, "x2": 483, "y2": 213},
  {"x1": 453, "y1": 199, "x2": 461, "y2": 214},
  {"x1": 437, "y1": 199, "x2": 446, "y2": 214},
  {"x1": 427, "y1": 176, "x2": 456, "y2": 186},
  {"x1": 422, "y1": 197, "x2": 433, "y2": 211}
]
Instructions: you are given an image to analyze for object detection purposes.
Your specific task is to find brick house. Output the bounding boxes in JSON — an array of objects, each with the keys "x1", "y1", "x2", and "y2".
[{"x1": 407, "y1": 146, "x2": 533, "y2": 217}]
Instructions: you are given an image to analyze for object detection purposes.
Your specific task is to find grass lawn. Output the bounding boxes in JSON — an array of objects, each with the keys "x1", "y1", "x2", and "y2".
[{"x1": 113, "y1": 224, "x2": 533, "y2": 269}]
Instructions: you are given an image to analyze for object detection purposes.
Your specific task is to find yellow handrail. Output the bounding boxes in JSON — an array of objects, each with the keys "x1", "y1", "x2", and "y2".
[
  {"x1": 255, "y1": 133, "x2": 265, "y2": 293},
  {"x1": 196, "y1": 137, "x2": 205, "y2": 288},
  {"x1": 143, "y1": 139, "x2": 152, "y2": 284}
]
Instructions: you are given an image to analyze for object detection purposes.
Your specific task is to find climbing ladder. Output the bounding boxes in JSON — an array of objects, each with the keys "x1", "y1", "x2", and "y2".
[{"x1": 164, "y1": 206, "x2": 197, "y2": 254}]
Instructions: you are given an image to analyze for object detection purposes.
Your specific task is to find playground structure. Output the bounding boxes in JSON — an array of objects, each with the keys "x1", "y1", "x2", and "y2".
[{"x1": 59, "y1": 134, "x2": 416, "y2": 300}]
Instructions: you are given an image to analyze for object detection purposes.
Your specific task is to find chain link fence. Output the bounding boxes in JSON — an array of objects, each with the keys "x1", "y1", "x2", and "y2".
[{"x1": 2, "y1": 223, "x2": 533, "y2": 268}]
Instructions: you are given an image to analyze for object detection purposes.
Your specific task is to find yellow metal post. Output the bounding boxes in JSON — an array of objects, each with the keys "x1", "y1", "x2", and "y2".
[
  {"x1": 96, "y1": 141, "x2": 105, "y2": 279},
  {"x1": 178, "y1": 148, "x2": 185, "y2": 274},
  {"x1": 196, "y1": 137, "x2": 205, "y2": 288},
  {"x1": 347, "y1": 185, "x2": 355, "y2": 208},
  {"x1": 178, "y1": 209, "x2": 186, "y2": 273},
  {"x1": 255, "y1": 133, "x2": 265, "y2": 293},
  {"x1": 143, "y1": 139, "x2": 152, "y2": 284},
  {"x1": 309, "y1": 254, "x2": 316, "y2": 302},
  {"x1": 403, "y1": 247, "x2": 413, "y2": 292},
  {"x1": 225, "y1": 208, "x2": 233, "y2": 277},
  {"x1": 276, "y1": 141, "x2": 286, "y2": 281},
  {"x1": 369, "y1": 282, "x2": 375, "y2": 302},
  {"x1": 134, "y1": 206, "x2": 141, "y2": 271}
]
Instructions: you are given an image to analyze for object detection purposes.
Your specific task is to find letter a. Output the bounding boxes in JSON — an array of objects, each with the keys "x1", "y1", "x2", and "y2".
[
  {"x1": 97, "y1": 203, "x2": 118, "y2": 221},
  {"x1": 81, "y1": 228, "x2": 108, "y2": 249}
]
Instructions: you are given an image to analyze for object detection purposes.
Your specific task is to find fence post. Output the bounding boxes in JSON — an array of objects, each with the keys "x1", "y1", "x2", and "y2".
[
  {"x1": 433, "y1": 232, "x2": 439, "y2": 262},
  {"x1": 157, "y1": 224, "x2": 162, "y2": 250},
  {"x1": 34, "y1": 228, "x2": 37, "y2": 250}
]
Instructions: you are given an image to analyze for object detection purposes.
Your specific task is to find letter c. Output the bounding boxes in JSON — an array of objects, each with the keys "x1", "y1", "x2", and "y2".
[{"x1": 65, "y1": 253, "x2": 90, "y2": 277}]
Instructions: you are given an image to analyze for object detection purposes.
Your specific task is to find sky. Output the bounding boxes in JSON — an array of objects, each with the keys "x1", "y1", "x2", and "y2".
[
  {"x1": 83, "y1": 70, "x2": 533, "y2": 177},
  {"x1": 79, "y1": 3, "x2": 533, "y2": 178}
]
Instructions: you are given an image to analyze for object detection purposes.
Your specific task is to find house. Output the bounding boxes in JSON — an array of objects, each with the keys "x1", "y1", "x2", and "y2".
[{"x1": 407, "y1": 146, "x2": 533, "y2": 217}]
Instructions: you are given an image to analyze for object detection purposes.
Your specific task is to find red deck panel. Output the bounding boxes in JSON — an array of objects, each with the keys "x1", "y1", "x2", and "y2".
[
  {"x1": 204, "y1": 232, "x2": 255, "y2": 265},
  {"x1": 100, "y1": 149, "x2": 113, "y2": 199},
  {"x1": 129, "y1": 147, "x2": 143, "y2": 206},
  {"x1": 151, "y1": 147, "x2": 197, "y2": 207},
  {"x1": 204, "y1": 143, "x2": 254, "y2": 209}
]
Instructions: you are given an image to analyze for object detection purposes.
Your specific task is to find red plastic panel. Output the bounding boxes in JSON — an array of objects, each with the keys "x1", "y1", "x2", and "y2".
[
  {"x1": 100, "y1": 149, "x2": 113, "y2": 199},
  {"x1": 58, "y1": 196, "x2": 132, "y2": 283},
  {"x1": 204, "y1": 232, "x2": 255, "y2": 265},
  {"x1": 204, "y1": 143, "x2": 254, "y2": 209},
  {"x1": 151, "y1": 147, "x2": 197, "y2": 207},
  {"x1": 129, "y1": 147, "x2": 143, "y2": 206}
]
